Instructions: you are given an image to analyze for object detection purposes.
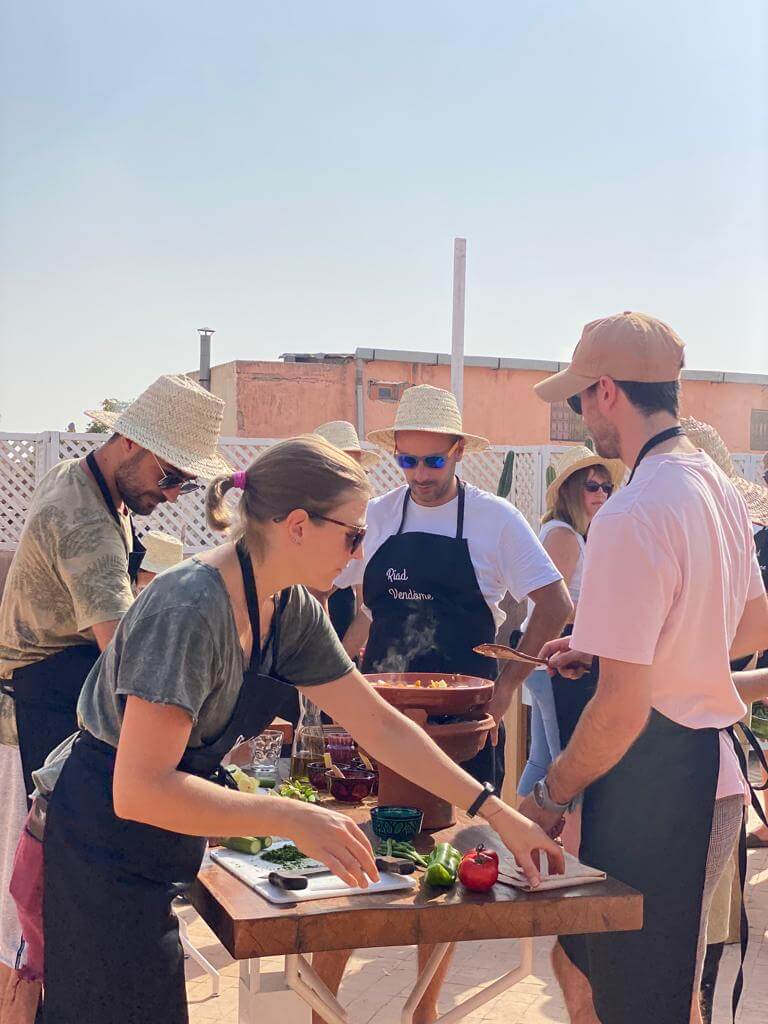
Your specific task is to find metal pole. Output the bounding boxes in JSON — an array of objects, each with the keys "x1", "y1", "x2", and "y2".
[
  {"x1": 355, "y1": 356, "x2": 366, "y2": 440},
  {"x1": 198, "y1": 328, "x2": 214, "y2": 391},
  {"x1": 450, "y1": 238, "x2": 466, "y2": 411}
]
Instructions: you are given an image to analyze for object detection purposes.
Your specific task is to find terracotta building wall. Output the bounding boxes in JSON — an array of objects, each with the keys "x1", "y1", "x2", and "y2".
[
  {"x1": 231, "y1": 360, "x2": 357, "y2": 437},
  {"x1": 679, "y1": 380, "x2": 767, "y2": 452},
  {"x1": 220, "y1": 357, "x2": 768, "y2": 452}
]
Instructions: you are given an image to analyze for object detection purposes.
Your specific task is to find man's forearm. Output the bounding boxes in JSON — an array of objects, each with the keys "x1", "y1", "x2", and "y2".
[
  {"x1": 735, "y1": 669, "x2": 768, "y2": 706},
  {"x1": 546, "y1": 688, "x2": 649, "y2": 804},
  {"x1": 341, "y1": 608, "x2": 371, "y2": 660}
]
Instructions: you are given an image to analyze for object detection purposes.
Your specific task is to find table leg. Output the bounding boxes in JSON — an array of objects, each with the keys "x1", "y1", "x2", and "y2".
[
  {"x1": 284, "y1": 954, "x2": 349, "y2": 1024},
  {"x1": 402, "y1": 938, "x2": 534, "y2": 1024},
  {"x1": 239, "y1": 958, "x2": 260, "y2": 1024},
  {"x1": 178, "y1": 913, "x2": 220, "y2": 996}
]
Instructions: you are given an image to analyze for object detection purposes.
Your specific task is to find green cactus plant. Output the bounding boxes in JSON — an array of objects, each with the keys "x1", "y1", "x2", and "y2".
[{"x1": 497, "y1": 451, "x2": 515, "y2": 498}]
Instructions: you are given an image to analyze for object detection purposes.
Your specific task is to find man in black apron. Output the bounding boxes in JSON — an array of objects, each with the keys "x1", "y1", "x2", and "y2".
[
  {"x1": 348, "y1": 385, "x2": 571, "y2": 792},
  {"x1": 526, "y1": 312, "x2": 768, "y2": 1024},
  {"x1": 0, "y1": 374, "x2": 228, "y2": 804},
  {"x1": 319, "y1": 385, "x2": 570, "y2": 1024}
]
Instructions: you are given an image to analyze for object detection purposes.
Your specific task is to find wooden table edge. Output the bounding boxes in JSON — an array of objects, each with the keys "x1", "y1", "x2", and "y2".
[{"x1": 189, "y1": 865, "x2": 643, "y2": 961}]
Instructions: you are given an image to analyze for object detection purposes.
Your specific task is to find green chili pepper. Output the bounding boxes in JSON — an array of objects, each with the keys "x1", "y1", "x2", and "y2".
[{"x1": 425, "y1": 843, "x2": 462, "y2": 887}]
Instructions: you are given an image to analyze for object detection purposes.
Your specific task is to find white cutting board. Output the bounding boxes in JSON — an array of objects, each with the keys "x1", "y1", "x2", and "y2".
[{"x1": 210, "y1": 839, "x2": 417, "y2": 905}]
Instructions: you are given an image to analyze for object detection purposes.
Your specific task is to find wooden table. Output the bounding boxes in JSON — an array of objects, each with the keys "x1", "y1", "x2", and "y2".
[{"x1": 190, "y1": 804, "x2": 641, "y2": 1024}]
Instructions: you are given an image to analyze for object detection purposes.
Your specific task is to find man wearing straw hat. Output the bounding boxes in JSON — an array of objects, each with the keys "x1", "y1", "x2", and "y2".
[
  {"x1": 339, "y1": 384, "x2": 571, "y2": 788},
  {"x1": 526, "y1": 312, "x2": 768, "y2": 1024},
  {"x1": 0, "y1": 374, "x2": 228, "y2": 803}
]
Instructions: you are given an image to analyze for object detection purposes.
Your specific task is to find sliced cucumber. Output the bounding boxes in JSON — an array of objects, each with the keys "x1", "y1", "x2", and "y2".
[{"x1": 221, "y1": 835, "x2": 271, "y2": 855}]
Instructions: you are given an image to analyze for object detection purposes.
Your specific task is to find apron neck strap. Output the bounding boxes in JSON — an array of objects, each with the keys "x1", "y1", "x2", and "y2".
[
  {"x1": 627, "y1": 425, "x2": 685, "y2": 484},
  {"x1": 85, "y1": 450, "x2": 145, "y2": 583},
  {"x1": 236, "y1": 539, "x2": 281, "y2": 671},
  {"x1": 455, "y1": 479, "x2": 466, "y2": 539},
  {"x1": 86, "y1": 450, "x2": 121, "y2": 523},
  {"x1": 397, "y1": 478, "x2": 466, "y2": 537}
]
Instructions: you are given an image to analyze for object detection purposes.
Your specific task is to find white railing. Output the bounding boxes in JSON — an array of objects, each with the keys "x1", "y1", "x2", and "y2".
[{"x1": 1, "y1": 432, "x2": 764, "y2": 553}]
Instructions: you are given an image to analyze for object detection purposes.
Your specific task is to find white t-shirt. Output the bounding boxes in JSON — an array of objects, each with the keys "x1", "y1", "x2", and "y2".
[
  {"x1": 538, "y1": 520, "x2": 586, "y2": 604},
  {"x1": 336, "y1": 483, "x2": 561, "y2": 629},
  {"x1": 571, "y1": 450, "x2": 765, "y2": 799},
  {"x1": 522, "y1": 520, "x2": 585, "y2": 632}
]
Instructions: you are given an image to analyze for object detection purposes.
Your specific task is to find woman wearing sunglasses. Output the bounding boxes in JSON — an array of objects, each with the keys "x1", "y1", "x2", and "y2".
[
  {"x1": 29, "y1": 434, "x2": 564, "y2": 1024},
  {"x1": 517, "y1": 447, "x2": 623, "y2": 829}
]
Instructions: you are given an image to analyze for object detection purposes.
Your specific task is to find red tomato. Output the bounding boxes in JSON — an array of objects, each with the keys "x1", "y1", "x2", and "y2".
[{"x1": 458, "y1": 845, "x2": 499, "y2": 892}]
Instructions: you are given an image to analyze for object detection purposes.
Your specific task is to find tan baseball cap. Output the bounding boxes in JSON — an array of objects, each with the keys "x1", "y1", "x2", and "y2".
[{"x1": 535, "y1": 311, "x2": 686, "y2": 404}]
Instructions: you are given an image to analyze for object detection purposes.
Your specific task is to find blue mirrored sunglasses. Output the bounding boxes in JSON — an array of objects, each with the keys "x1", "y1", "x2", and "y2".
[{"x1": 394, "y1": 440, "x2": 459, "y2": 470}]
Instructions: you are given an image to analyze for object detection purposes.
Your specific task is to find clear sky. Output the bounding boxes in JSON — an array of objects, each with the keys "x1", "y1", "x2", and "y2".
[{"x1": 1, "y1": 1, "x2": 766, "y2": 433}]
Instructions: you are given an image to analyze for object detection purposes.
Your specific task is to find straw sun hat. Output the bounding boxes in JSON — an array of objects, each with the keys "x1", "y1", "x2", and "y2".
[
  {"x1": 86, "y1": 375, "x2": 231, "y2": 480},
  {"x1": 681, "y1": 417, "x2": 768, "y2": 526},
  {"x1": 140, "y1": 531, "x2": 184, "y2": 575},
  {"x1": 546, "y1": 445, "x2": 625, "y2": 508},
  {"x1": 313, "y1": 421, "x2": 380, "y2": 470},
  {"x1": 366, "y1": 385, "x2": 489, "y2": 453}
]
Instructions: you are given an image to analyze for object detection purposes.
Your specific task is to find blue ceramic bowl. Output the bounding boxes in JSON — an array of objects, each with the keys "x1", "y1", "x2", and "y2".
[{"x1": 370, "y1": 805, "x2": 424, "y2": 841}]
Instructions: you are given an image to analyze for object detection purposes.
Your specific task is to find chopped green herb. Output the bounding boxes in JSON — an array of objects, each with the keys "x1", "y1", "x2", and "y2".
[{"x1": 260, "y1": 844, "x2": 310, "y2": 868}]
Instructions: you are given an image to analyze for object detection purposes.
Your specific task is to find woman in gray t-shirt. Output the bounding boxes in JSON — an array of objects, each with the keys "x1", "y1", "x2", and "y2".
[{"x1": 37, "y1": 435, "x2": 563, "y2": 1024}]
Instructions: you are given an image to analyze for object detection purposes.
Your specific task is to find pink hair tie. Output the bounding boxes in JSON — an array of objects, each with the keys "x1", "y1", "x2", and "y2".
[{"x1": 232, "y1": 470, "x2": 248, "y2": 490}]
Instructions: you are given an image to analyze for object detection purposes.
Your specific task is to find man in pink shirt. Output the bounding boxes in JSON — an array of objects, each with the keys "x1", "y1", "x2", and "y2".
[{"x1": 521, "y1": 312, "x2": 768, "y2": 1024}]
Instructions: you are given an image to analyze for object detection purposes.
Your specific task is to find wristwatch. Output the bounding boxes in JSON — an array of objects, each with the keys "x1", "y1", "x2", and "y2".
[{"x1": 532, "y1": 778, "x2": 574, "y2": 816}]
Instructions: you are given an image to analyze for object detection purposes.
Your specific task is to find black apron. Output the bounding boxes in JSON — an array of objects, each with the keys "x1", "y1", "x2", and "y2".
[
  {"x1": 560, "y1": 711, "x2": 720, "y2": 1024},
  {"x1": 1, "y1": 453, "x2": 145, "y2": 806},
  {"x1": 328, "y1": 586, "x2": 356, "y2": 641},
  {"x1": 551, "y1": 623, "x2": 598, "y2": 748},
  {"x1": 557, "y1": 427, "x2": 725, "y2": 1023},
  {"x1": 43, "y1": 542, "x2": 294, "y2": 1024},
  {"x1": 361, "y1": 481, "x2": 503, "y2": 789}
]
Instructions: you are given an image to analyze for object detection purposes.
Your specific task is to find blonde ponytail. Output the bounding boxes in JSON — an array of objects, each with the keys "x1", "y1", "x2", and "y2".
[{"x1": 205, "y1": 474, "x2": 240, "y2": 531}]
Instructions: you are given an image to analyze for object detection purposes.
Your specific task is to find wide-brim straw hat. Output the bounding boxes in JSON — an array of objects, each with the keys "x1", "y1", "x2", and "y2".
[
  {"x1": 140, "y1": 530, "x2": 184, "y2": 575},
  {"x1": 366, "y1": 385, "x2": 489, "y2": 453},
  {"x1": 546, "y1": 445, "x2": 625, "y2": 508},
  {"x1": 681, "y1": 417, "x2": 768, "y2": 526},
  {"x1": 86, "y1": 374, "x2": 231, "y2": 480},
  {"x1": 314, "y1": 420, "x2": 380, "y2": 469}
]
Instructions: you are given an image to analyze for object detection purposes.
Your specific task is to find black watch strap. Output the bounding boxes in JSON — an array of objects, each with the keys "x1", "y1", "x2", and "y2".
[{"x1": 467, "y1": 781, "x2": 496, "y2": 817}]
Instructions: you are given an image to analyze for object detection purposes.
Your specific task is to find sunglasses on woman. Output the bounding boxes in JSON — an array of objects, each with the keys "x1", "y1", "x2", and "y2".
[
  {"x1": 310, "y1": 514, "x2": 367, "y2": 553},
  {"x1": 583, "y1": 481, "x2": 613, "y2": 496},
  {"x1": 150, "y1": 451, "x2": 199, "y2": 494},
  {"x1": 273, "y1": 513, "x2": 367, "y2": 554},
  {"x1": 394, "y1": 440, "x2": 459, "y2": 470}
]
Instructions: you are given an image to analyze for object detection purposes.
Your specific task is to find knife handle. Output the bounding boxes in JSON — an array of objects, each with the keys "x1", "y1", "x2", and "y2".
[
  {"x1": 375, "y1": 856, "x2": 415, "y2": 875},
  {"x1": 268, "y1": 870, "x2": 309, "y2": 890}
]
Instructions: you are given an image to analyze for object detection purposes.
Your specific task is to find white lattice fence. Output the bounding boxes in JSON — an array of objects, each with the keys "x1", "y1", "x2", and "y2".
[
  {"x1": 1, "y1": 432, "x2": 764, "y2": 551},
  {"x1": 0, "y1": 435, "x2": 39, "y2": 549},
  {"x1": 460, "y1": 448, "x2": 508, "y2": 495},
  {"x1": 509, "y1": 449, "x2": 544, "y2": 529},
  {"x1": 367, "y1": 452, "x2": 405, "y2": 496}
]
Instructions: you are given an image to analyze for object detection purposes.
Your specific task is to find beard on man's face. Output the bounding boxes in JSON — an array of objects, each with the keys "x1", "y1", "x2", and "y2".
[
  {"x1": 115, "y1": 454, "x2": 166, "y2": 516},
  {"x1": 582, "y1": 409, "x2": 621, "y2": 461}
]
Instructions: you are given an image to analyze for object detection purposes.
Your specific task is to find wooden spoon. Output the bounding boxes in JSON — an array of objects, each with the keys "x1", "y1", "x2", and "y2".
[{"x1": 473, "y1": 643, "x2": 548, "y2": 667}]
